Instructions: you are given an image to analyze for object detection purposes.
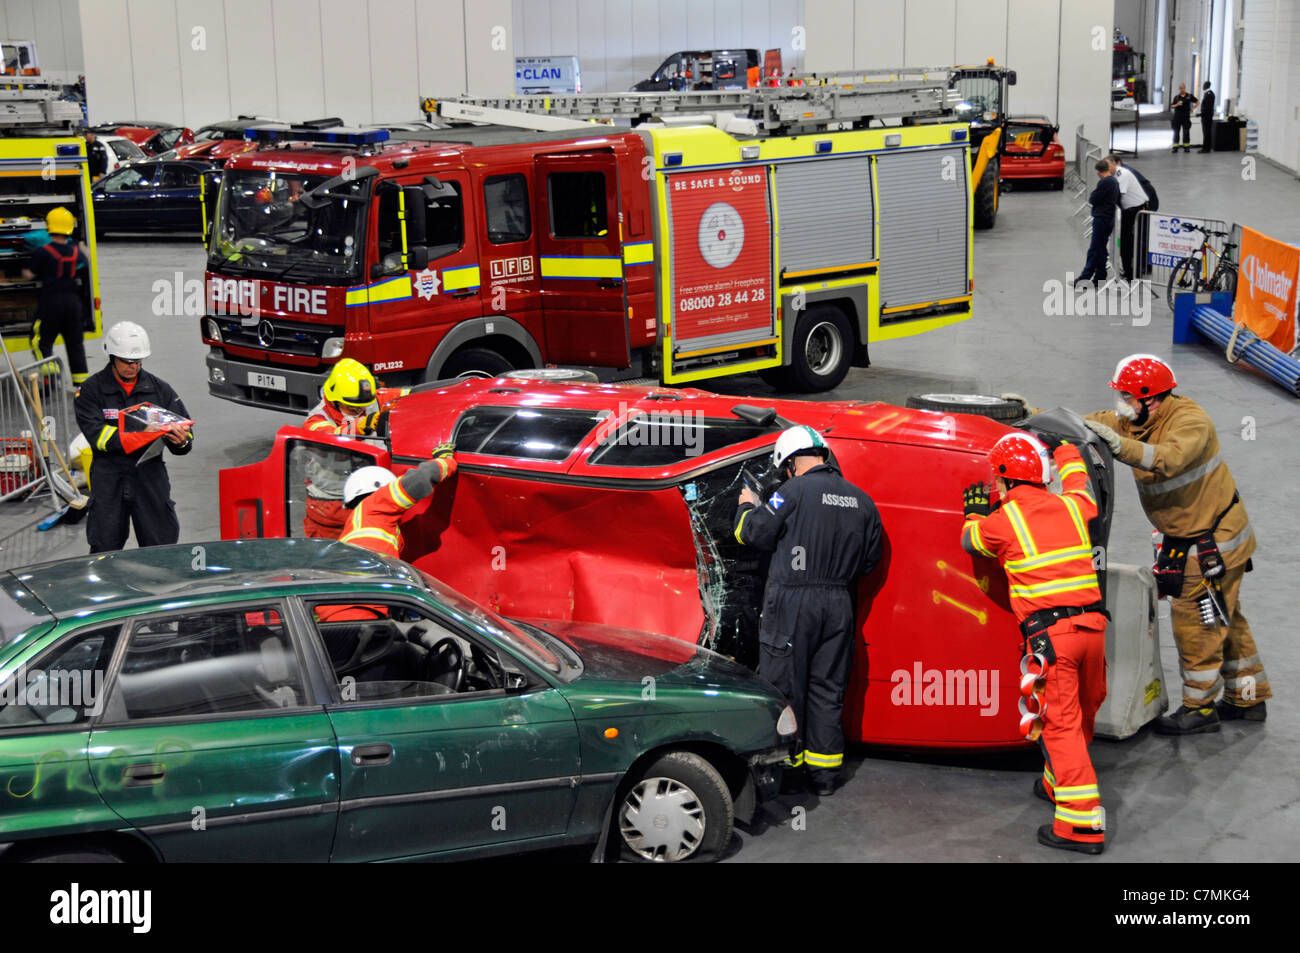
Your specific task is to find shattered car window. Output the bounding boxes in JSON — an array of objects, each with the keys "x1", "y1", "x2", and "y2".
[
  {"x1": 453, "y1": 406, "x2": 607, "y2": 462},
  {"x1": 588, "y1": 415, "x2": 776, "y2": 468},
  {"x1": 676, "y1": 452, "x2": 784, "y2": 669}
]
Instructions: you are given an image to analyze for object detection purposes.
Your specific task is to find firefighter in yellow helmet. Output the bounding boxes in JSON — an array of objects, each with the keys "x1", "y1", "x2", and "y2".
[
  {"x1": 22, "y1": 207, "x2": 92, "y2": 390},
  {"x1": 301, "y1": 358, "x2": 410, "y2": 539}
]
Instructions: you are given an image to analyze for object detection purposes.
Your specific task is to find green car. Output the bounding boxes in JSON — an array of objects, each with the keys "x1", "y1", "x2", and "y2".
[{"x1": 0, "y1": 540, "x2": 794, "y2": 863}]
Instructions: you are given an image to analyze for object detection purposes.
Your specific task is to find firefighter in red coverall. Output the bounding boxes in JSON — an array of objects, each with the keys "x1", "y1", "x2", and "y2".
[
  {"x1": 302, "y1": 358, "x2": 409, "y2": 539},
  {"x1": 960, "y1": 433, "x2": 1109, "y2": 855},
  {"x1": 338, "y1": 444, "x2": 456, "y2": 559}
]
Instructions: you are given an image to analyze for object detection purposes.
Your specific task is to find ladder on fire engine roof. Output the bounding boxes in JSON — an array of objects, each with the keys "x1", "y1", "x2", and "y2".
[
  {"x1": 421, "y1": 66, "x2": 963, "y2": 137},
  {"x1": 0, "y1": 84, "x2": 84, "y2": 132}
]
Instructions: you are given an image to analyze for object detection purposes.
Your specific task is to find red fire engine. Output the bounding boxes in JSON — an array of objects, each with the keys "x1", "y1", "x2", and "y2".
[{"x1": 201, "y1": 72, "x2": 977, "y2": 413}]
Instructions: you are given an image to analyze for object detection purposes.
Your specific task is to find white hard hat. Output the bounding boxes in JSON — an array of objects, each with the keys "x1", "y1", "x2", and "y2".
[
  {"x1": 103, "y1": 321, "x2": 151, "y2": 360},
  {"x1": 772, "y1": 425, "x2": 828, "y2": 469},
  {"x1": 343, "y1": 465, "x2": 396, "y2": 509}
]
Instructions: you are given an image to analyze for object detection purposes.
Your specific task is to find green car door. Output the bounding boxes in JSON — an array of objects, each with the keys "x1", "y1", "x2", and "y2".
[
  {"x1": 304, "y1": 595, "x2": 581, "y2": 861},
  {"x1": 87, "y1": 601, "x2": 339, "y2": 862},
  {"x1": 0, "y1": 624, "x2": 127, "y2": 846}
]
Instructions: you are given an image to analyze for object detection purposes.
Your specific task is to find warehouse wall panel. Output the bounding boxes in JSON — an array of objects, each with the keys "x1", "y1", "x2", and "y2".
[
  {"x1": 415, "y1": 0, "x2": 467, "y2": 97},
  {"x1": 81, "y1": 0, "x2": 135, "y2": 122},
  {"x1": 223, "y1": 0, "x2": 278, "y2": 119},
  {"x1": 319, "y1": 0, "x2": 373, "y2": 122},
  {"x1": 74, "y1": 0, "x2": 509, "y2": 129},
  {"x1": 272, "y1": 0, "x2": 325, "y2": 123},
  {"x1": 954, "y1": 0, "x2": 1007, "y2": 67},
  {"x1": 367, "y1": 0, "x2": 418, "y2": 122},
  {"x1": 851, "y1": 0, "x2": 905, "y2": 72},
  {"x1": 903, "y1": 0, "x2": 955, "y2": 67},
  {"x1": 805, "y1": 0, "x2": 853, "y2": 71},
  {"x1": 128, "y1": 0, "x2": 184, "y2": 123},
  {"x1": 1056, "y1": 0, "x2": 1112, "y2": 159},
  {"x1": 1005, "y1": 0, "x2": 1060, "y2": 125},
  {"x1": 176, "y1": 0, "x2": 232, "y2": 130},
  {"x1": 463, "y1": 0, "x2": 513, "y2": 96}
]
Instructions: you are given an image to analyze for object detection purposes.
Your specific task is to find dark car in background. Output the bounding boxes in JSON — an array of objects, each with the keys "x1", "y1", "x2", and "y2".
[
  {"x1": 632, "y1": 49, "x2": 760, "y2": 91},
  {"x1": 91, "y1": 159, "x2": 209, "y2": 236},
  {"x1": 0, "y1": 540, "x2": 794, "y2": 863}
]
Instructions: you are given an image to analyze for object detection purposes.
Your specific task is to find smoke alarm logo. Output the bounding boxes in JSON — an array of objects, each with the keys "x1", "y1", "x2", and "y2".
[
  {"x1": 414, "y1": 268, "x2": 441, "y2": 301},
  {"x1": 698, "y1": 202, "x2": 744, "y2": 269}
]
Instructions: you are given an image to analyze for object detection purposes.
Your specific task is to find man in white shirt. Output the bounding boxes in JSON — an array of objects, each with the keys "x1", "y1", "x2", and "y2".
[{"x1": 1108, "y1": 155, "x2": 1149, "y2": 281}]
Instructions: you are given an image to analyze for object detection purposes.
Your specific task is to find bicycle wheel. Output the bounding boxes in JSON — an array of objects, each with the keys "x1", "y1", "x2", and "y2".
[
  {"x1": 1208, "y1": 263, "x2": 1237, "y2": 299},
  {"x1": 1166, "y1": 255, "x2": 1201, "y2": 311}
]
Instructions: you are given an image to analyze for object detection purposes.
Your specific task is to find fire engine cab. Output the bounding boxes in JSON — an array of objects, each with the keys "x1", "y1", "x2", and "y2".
[{"x1": 201, "y1": 70, "x2": 976, "y2": 413}]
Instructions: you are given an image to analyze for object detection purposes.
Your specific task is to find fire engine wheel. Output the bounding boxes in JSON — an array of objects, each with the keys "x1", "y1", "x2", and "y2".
[
  {"x1": 617, "y1": 751, "x2": 733, "y2": 863},
  {"x1": 439, "y1": 347, "x2": 514, "y2": 379},
  {"x1": 787, "y1": 306, "x2": 853, "y2": 392},
  {"x1": 973, "y1": 157, "x2": 999, "y2": 229},
  {"x1": 502, "y1": 367, "x2": 600, "y2": 383},
  {"x1": 905, "y1": 392, "x2": 1027, "y2": 423}
]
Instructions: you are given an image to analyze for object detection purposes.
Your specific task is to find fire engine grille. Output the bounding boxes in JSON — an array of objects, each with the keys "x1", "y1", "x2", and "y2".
[{"x1": 211, "y1": 316, "x2": 342, "y2": 358}]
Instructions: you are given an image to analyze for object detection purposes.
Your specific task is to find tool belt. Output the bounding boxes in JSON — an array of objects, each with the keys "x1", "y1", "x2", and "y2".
[
  {"x1": 1019, "y1": 602, "x2": 1109, "y2": 641},
  {"x1": 1153, "y1": 491, "x2": 1240, "y2": 599}
]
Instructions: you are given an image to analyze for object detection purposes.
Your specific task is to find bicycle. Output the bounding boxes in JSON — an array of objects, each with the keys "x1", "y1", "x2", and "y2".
[{"x1": 1166, "y1": 224, "x2": 1238, "y2": 311}]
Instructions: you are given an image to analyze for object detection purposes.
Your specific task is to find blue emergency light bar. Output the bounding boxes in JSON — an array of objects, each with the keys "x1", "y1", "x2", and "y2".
[
  {"x1": 244, "y1": 126, "x2": 391, "y2": 146},
  {"x1": 56, "y1": 143, "x2": 80, "y2": 156}
]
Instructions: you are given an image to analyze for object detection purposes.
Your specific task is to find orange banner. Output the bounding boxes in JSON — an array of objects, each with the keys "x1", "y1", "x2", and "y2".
[{"x1": 1235, "y1": 225, "x2": 1299, "y2": 351}]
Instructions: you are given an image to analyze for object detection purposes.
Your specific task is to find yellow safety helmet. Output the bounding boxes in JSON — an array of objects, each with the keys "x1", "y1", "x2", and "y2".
[
  {"x1": 322, "y1": 358, "x2": 377, "y2": 407},
  {"x1": 46, "y1": 207, "x2": 76, "y2": 236}
]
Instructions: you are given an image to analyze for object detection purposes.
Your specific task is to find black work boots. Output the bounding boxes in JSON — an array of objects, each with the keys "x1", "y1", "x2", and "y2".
[
  {"x1": 1154, "y1": 704, "x2": 1221, "y2": 734},
  {"x1": 1216, "y1": 699, "x2": 1267, "y2": 722}
]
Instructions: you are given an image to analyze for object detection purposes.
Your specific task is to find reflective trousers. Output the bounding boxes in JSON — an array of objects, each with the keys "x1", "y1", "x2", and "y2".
[
  {"x1": 758, "y1": 586, "x2": 855, "y2": 782},
  {"x1": 1171, "y1": 564, "x2": 1270, "y2": 708},
  {"x1": 1036, "y1": 617, "x2": 1108, "y2": 845}
]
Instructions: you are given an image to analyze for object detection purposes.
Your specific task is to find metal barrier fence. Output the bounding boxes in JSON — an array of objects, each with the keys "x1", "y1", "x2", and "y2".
[
  {"x1": 1135, "y1": 210, "x2": 1231, "y2": 294},
  {"x1": 1068, "y1": 125, "x2": 1109, "y2": 254},
  {"x1": 0, "y1": 351, "x2": 76, "y2": 506}
]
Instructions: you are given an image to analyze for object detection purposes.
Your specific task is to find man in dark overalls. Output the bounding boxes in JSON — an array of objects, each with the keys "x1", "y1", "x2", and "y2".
[{"x1": 734, "y1": 425, "x2": 883, "y2": 796}]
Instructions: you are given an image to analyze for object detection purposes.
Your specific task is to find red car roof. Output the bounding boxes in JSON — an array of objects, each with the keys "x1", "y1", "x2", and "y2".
[{"x1": 386, "y1": 377, "x2": 1012, "y2": 480}]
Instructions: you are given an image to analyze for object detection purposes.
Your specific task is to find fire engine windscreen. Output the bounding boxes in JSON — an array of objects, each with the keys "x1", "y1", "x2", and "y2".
[{"x1": 209, "y1": 171, "x2": 368, "y2": 282}]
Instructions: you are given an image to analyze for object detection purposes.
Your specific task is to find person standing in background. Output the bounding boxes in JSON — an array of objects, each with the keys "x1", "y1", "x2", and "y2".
[
  {"x1": 1077, "y1": 160, "x2": 1120, "y2": 285},
  {"x1": 1170, "y1": 84, "x2": 1197, "y2": 153},
  {"x1": 1107, "y1": 155, "x2": 1149, "y2": 281},
  {"x1": 1199, "y1": 81, "x2": 1217, "y2": 153}
]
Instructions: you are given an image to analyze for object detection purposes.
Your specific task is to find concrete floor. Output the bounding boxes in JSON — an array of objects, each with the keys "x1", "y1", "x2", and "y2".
[{"x1": 2, "y1": 138, "x2": 1297, "y2": 863}]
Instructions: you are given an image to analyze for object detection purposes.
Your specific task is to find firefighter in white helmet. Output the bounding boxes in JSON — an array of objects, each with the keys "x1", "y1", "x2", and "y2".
[
  {"x1": 1004, "y1": 353, "x2": 1269, "y2": 734},
  {"x1": 337, "y1": 445, "x2": 457, "y2": 559},
  {"x1": 74, "y1": 321, "x2": 193, "y2": 553},
  {"x1": 733, "y1": 425, "x2": 883, "y2": 796}
]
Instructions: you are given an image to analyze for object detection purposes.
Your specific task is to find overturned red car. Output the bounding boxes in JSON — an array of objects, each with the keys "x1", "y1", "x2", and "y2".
[{"x1": 219, "y1": 378, "x2": 1165, "y2": 749}]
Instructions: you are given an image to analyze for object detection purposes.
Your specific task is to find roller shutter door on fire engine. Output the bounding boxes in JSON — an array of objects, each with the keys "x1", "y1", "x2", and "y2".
[
  {"x1": 666, "y1": 166, "x2": 774, "y2": 352},
  {"x1": 875, "y1": 147, "x2": 969, "y2": 314},
  {"x1": 774, "y1": 156, "x2": 874, "y2": 275}
]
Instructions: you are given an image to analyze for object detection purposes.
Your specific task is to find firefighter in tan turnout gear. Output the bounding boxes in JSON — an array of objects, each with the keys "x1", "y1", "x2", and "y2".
[{"x1": 1017, "y1": 354, "x2": 1269, "y2": 735}]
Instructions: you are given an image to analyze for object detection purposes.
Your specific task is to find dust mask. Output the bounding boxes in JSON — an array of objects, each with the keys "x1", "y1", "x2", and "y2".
[{"x1": 1115, "y1": 395, "x2": 1137, "y2": 420}]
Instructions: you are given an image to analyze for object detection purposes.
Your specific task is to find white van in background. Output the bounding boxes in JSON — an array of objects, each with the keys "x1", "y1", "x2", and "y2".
[{"x1": 514, "y1": 56, "x2": 582, "y2": 95}]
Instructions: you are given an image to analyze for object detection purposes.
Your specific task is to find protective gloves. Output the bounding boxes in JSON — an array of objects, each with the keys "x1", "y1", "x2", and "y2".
[
  {"x1": 1084, "y1": 419, "x2": 1123, "y2": 455},
  {"x1": 962, "y1": 482, "x2": 994, "y2": 519}
]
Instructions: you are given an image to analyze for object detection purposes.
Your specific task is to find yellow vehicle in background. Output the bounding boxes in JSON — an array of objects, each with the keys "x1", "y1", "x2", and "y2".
[{"x1": 0, "y1": 88, "x2": 102, "y2": 358}]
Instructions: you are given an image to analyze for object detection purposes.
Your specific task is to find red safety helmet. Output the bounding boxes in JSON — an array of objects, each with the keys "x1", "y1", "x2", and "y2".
[
  {"x1": 989, "y1": 433, "x2": 1052, "y2": 485},
  {"x1": 1109, "y1": 353, "x2": 1176, "y2": 397}
]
